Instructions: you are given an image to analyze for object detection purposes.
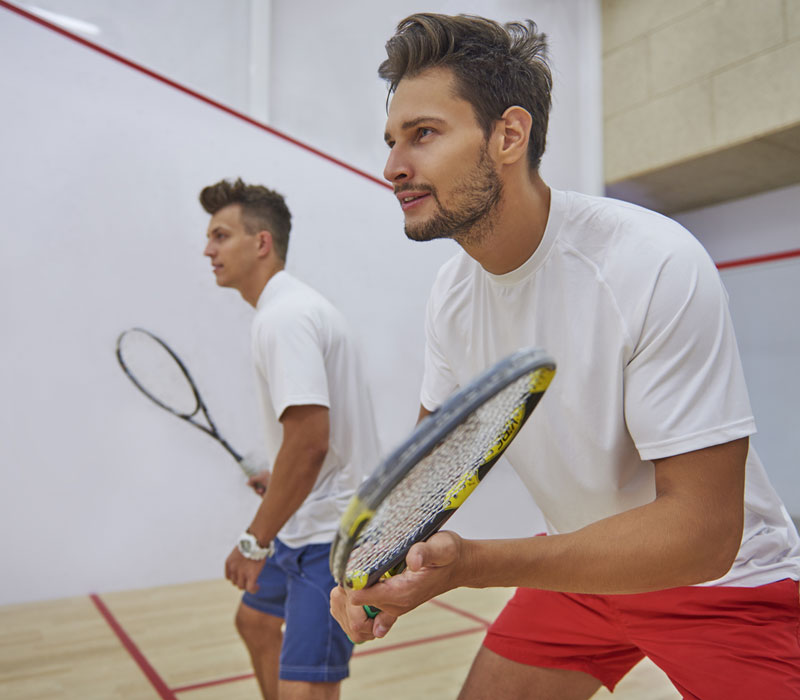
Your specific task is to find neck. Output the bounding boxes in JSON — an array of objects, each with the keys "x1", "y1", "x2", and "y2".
[
  {"x1": 241, "y1": 263, "x2": 283, "y2": 308},
  {"x1": 460, "y1": 172, "x2": 550, "y2": 275}
]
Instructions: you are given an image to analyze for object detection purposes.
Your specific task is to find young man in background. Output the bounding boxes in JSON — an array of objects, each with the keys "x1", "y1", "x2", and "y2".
[{"x1": 201, "y1": 178, "x2": 381, "y2": 700}]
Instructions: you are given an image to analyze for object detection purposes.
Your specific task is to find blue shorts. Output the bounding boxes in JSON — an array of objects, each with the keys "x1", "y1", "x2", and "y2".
[{"x1": 241, "y1": 539, "x2": 353, "y2": 682}]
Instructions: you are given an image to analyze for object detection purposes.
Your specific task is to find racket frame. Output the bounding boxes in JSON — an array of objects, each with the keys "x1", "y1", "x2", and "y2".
[
  {"x1": 116, "y1": 327, "x2": 256, "y2": 476},
  {"x1": 330, "y1": 347, "x2": 555, "y2": 589}
]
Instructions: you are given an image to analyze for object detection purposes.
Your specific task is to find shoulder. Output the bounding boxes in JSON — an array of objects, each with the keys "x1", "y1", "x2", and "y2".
[
  {"x1": 563, "y1": 191, "x2": 709, "y2": 261},
  {"x1": 557, "y1": 191, "x2": 717, "y2": 289},
  {"x1": 260, "y1": 272, "x2": 339, "y2": 318}
]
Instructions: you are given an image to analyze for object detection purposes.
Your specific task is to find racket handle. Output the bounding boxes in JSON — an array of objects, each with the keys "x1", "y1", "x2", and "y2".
[
  {"x1": 345, "y1": 606, "x2": 381, "y2": 645},
  {"x1": 239, "y1": 455, "x2": 270, "y2": 495},
  {"x1": 360, "y1": 562, "x2": 402, "y2": 618}
]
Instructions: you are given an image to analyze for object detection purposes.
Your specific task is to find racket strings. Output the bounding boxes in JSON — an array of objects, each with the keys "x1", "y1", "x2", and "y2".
[
  {"x1": 118, "y1": 330, "x2": 199, "y2": 417},
  {"x1": 345, "y1": 373, "x2": 533, "y2": 581}
]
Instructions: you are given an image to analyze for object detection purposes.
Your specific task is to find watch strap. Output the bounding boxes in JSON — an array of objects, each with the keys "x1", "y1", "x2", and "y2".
[{"x1": 237, "y1": 531, "x2": 274, "y2": 561}]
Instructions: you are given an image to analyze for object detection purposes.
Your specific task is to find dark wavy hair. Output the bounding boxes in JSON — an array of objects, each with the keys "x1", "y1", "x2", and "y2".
[
  {"x1": 199, "y1": 178, "x2": 292, "y2": 262},
  {"x1": 379, "y1": 13, "x2": 552, "y2": 171}
]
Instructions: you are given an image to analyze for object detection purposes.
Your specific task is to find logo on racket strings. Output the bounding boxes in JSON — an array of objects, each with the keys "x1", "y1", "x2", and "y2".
[
  {"x1": 483, "y1": 402, "x2": 526, "y2": 464},
  {"x1": 442, "y1": 401, "x2": 527, "y2": 511}
]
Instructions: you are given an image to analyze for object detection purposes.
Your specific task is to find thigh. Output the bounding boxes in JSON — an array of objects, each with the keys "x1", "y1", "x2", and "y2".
[
  {"x1": 620, "y1": 579, "x2": 800, "y2": 700},
  {"x1": 484, "y1": 587, "x2": 645, "y2": 692},
  {"x1": 280, "y1": 542, "x2": 353, "y2": 683},
  {"x1": 460, "y1": 646, "x2": 602, "y2": 700}
]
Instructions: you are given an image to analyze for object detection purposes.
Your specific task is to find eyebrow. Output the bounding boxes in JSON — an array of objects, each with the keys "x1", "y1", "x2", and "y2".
[{"x1": 384, "y1": 116, "x2": 446, "y2": 143}]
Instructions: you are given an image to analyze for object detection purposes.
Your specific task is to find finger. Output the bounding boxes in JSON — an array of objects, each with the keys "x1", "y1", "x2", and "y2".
[
  {"x1": 349, "y1": 608, "x2": 380, "y2": 644},
  {"x1": 229, "y1": 565, "x2": 246, "y2": 591},
  {"x1": 330, "y1": 597, "x2": 353, "y2": 639},
  {"x1": 407, "y1": 532, "x2": 457, "y2": 571},
  {"x1": 373, "y1": 610, "x2": 398, "y2": 638},
  {"x1": 406, "y1": 542, "x2": 426, "y2": 571}
]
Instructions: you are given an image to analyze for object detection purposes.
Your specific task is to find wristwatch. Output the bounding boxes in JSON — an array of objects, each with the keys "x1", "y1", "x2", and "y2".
[{"x1": 237, "y1": 531, "x2": 274, "y2": 561}]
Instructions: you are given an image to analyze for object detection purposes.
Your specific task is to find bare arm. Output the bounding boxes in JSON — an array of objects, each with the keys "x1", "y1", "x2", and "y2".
[
  {"x1": 226, "y1": 404, "x2": 329, "y2": 592},
  {"x1": 334, "y1": 437, "x2": 747, "y2": 640},
  {"x1": 458, "y1": 436, "x2": 746, "y2": 593},
  {"x1": 248, "y1": 404, "x2": 330, "y2": 545}
]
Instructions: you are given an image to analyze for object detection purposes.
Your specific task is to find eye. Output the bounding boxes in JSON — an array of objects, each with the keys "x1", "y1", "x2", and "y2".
[{"x1": 416, "y1": 126, "x2": 434, "y2": 140}]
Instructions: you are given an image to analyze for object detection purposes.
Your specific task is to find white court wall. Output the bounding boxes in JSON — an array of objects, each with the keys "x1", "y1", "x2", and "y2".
[
  {"x1": 14, "y1": 0, "x2": 603, "y2": 190},
  {"x1": 674, "y1": 185, "x2": 800, "y2": 517},
  {"x1": 0, "y1": 2, "x2": 602, "y2": 604}
]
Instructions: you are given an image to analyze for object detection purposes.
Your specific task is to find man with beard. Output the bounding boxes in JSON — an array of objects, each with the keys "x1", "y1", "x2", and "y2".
[{"x1": 330, "y1": 13, "x2": 800, "y2": 700}]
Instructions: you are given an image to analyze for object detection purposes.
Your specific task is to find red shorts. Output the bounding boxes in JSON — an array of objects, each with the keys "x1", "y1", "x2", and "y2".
[{"x1": 484, "y1": 578, "x2": 800, "y2": 699}]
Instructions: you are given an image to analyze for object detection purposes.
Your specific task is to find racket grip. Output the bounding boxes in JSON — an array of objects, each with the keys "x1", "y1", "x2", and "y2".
[{"x1": 364, "y1": 605, "x2": 380, "y2": 618}]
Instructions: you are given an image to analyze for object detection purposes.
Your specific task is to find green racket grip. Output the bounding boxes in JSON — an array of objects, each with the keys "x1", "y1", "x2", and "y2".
[{"x1": 345, "y1": 605, "x2": 380, "y2": 645}]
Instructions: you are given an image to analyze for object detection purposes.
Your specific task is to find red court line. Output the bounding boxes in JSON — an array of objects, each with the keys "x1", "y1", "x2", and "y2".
[
  {"x1": 89, "y1": 593, "x2": 177, "y2": 700},
  {"x1": 167, "y1": 627, "x2": 488, "y2": 692},
  {"x1": 429, "y1": 597, "x2": 493, "y2": 626},
  {"x1": 352, "y1": 624, "x2": 487, "y2": 657},
  {"x1": 170, "y1": 597, "x2": 491, "y2": 692},
  {"x1": 716, "y1": 247, "x2": 800, "y2": 270},
  {"x1": 0, "y1": 0, "x2": 391, "y2": 191}
]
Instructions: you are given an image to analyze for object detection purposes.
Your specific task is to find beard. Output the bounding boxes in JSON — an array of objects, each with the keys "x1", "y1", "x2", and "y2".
[{"x1": 402, "y1": 144, "x2": 503, "y2": 245}]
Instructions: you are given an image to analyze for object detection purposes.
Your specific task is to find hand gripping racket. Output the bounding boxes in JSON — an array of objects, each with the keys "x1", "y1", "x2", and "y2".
[
  {"x1": 330, "y1": 347, "x2": 555, "y2": 601},
  {"x1": 116, "y1": 327, "x2": 266, "y2": 491}
]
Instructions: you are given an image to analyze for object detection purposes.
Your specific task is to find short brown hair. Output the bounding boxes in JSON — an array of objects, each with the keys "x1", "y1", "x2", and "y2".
[
  {"x1": 199, "y1": 178, "x2": 292, "y2": 262},
  {"x1": 379, "y1": 14, "x2": 552, "y2": 171}
]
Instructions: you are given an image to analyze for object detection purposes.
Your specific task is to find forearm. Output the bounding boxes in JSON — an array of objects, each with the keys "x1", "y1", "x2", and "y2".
[
  {"x1": 242, "y1": 404, "x2": 330, "y2": 545},
  {"x1": 457, "y1": 438, "x2": 746, "y2": 595},
  {"x1": 247, "y1": 444, "x2": 324, "y2": 544},
  {"x1": 460, "y1": 498, "x2": 738, "y2": 595}
]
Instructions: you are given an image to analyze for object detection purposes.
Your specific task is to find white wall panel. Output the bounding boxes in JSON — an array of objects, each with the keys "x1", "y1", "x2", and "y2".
[
  {"x1": 0, "y1": 7, "x2": 442, "y2": 604},
  {"x1": 0, "y1": 3, "x2": 572, "y2": 604}
]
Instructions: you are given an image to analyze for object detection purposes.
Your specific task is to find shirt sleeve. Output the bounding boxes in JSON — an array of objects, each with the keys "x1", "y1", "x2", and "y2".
[
  {"x1": 624, "y1": 240, "x2": 756, "y2": 461},
  {"x1": 252, "y1": 307, "x2": 330, "y2": 419}
]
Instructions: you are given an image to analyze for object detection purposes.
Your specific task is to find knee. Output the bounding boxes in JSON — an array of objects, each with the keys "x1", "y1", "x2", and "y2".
[{"x1": 235, "y1": 604, "x2": 282, "y2": 651}]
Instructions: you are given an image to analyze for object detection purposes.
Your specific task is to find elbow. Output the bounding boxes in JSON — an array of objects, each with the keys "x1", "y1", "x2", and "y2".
[
  {"x1": 694, "y1": 515, "x2": 744, "y2": 583},
  {"x1": 301, "y1": 439, "x2": 329, "y2": 475}
]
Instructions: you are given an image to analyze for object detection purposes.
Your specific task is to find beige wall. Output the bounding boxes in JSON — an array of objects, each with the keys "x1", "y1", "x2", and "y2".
[{"x1": 603, "y1": 0, "x2": 800, "y2": 213}]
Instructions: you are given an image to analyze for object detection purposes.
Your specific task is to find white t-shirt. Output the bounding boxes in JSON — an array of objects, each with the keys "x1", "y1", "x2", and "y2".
[
  {"x1": 252, "y1": 271, "x2": 381, "y2": 548},
  {"x1": 421, "y1": 188, "x2": 800, "y2": 588}
]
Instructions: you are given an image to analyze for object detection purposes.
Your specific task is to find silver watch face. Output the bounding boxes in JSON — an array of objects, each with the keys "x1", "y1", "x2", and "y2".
[{"x1": 240, "y1": 539, "x2": 252, "y2": 552}]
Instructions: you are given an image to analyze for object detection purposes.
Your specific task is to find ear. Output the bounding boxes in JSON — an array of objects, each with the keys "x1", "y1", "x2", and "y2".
[
  {"x1": 493, "y1": 106, "x2": 532, "y2": 166},
  {"x1": 255, "y1": 230, "x2": 273, "y2": 258}
]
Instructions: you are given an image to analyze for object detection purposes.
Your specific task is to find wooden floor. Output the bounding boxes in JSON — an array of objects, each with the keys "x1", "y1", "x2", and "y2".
[{"x1": 0, "y1": 580, "x2": 680, "y2": 699}]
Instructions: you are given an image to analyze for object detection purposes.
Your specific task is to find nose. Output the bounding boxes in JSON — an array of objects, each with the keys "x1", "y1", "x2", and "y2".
[
  {"x1": 203, "y1": 240, "x2": 214, "y2": 258},
  {"x1": 383, "y1": 146, "x2": 411, "y2": 184}
]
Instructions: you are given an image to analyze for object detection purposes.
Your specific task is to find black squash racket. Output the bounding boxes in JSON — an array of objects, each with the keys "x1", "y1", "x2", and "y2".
[
  {"x1": 116, "y1": 327, "x2": 265, "y2": 490},
  {"x1": 330, "y1": 347, "x2": 555, "y2": 594}
]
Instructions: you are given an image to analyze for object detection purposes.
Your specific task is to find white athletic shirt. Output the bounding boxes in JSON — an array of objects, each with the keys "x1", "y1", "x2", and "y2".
[
  {"x1": 421, "y1": 188, "x2": 800, "y2": 588},
  {"x1": 252, "y1": 271, "x2": 381, "y2": 548}
]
